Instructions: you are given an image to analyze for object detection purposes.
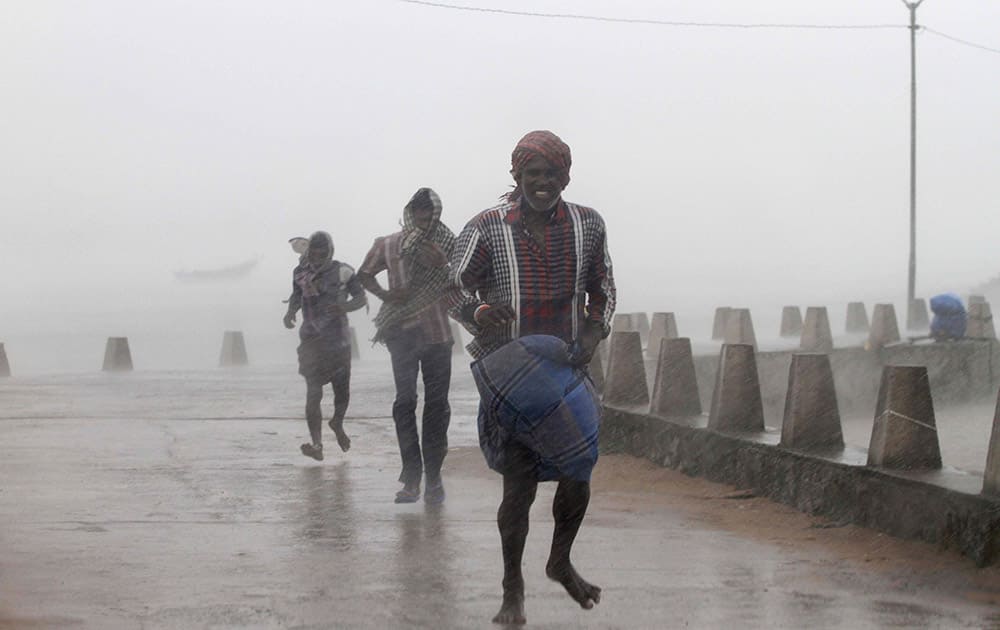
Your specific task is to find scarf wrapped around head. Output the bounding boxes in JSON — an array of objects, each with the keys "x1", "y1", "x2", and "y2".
[
  {"x1": 372, "y1": 188, "x2": 456, "y2": 344},
  {"x1": 507, "y1": 130, "x2": 572, "y2": 201},
  {"x1": 401, "y1": 188, "x2": 443, "y2": 253},
  {"x1": 295, "y1": 231, "x2": 335, "y2": 297}
]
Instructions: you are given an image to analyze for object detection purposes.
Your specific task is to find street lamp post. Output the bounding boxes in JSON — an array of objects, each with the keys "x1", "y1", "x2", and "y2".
[{"x1": 902, "y1": 0, "x2": 924, "y2": 329}]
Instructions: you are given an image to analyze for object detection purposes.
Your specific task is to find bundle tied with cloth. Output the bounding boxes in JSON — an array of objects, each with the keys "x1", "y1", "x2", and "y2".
[
  {"x1": 371, "y1": 187, "x2": 456, "y2": 344},
  {"x1": 471, "y1": 335, "x2": 602, "y2": 482}
]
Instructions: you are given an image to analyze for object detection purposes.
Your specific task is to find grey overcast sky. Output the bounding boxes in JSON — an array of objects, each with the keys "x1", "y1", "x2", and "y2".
[{"x1": 2, "y1": 0, "x2": 998, "y2": 342}]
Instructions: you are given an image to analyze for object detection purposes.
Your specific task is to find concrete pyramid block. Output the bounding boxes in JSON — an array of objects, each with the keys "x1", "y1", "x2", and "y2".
[
  {"x1": 846, "y1": 302, "x2": 870, "y2": 333},
  {"x1": 632, "y1": 312, "x2": 651, "y2": 347},
  {"x1": 611, "y1": 313, "x2": 634, "y2": 335},
  {"x1": 867, "y1": 365, "x2": 941, "y2": 469},
  {"x1": 219, "y1": 330, "x2": 249, "y2": 367},
  {"x1": 708, "y1": 343, "x2": 764, "y2": 433},
  {"x1": 650, "y1": 337, "x2": 702, "y2": 418},
  {"x1": 350, "y1": 326, "x2": 361, "y2": 360},
  {"x1": 967, "y1": 303, "x2": 996, "y2": 340},
  {"x1": 780, "y1": 353, "x2": 843, "y2": 450},
  {"x1": 800, "y1": 307, "x2": 833, "y2": 353},
  {"x1": 724, "y1": 308, "x2": 757, "y2": 349},
  {"x1": 868, "y1": 304, "x2": 901, "y2": 348},
  {"x1": 0, "y1": 343, "x2": 9, "y2": 377},
  {"x1": 647, "y1": 312, "x2": 679, "y2": 360},
  {"x1": 983, "y1": 394, "x2": 1000, "y2": 495},
  {"x1": 907, "y1": 298, "x2": 930, "y2": 331},
  {"x1": 603, "y1": 331, "x2": 649, "y2": 407},
  {"x1": 451, "y1": 322, "x2": 464, "y2": 355},
  {"x1": 983, "y1": 388, "x2": 1000, "y2": 495},
  {"x1": 779, "y1": 306, "x2": 803, "y2": 338},
  {"x1": 102, "y1": 337, "x2": 133, "y2": 372},
  {"x1": 711, "y1": 307, "x2": 731, "y2": 340}
]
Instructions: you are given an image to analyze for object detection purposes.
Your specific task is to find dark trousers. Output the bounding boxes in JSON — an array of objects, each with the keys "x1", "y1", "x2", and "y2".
[{"x1": 386, "y1": 335, "x2": 452, "y2": 486}]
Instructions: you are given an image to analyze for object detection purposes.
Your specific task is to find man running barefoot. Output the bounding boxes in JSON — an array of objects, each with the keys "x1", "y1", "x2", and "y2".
[
  {"x1": 449, "y1": 131, "x2": 615, "y2": 624},
  {"x1": 284, "y1": 231, "x2": 366, "y2": 460}
]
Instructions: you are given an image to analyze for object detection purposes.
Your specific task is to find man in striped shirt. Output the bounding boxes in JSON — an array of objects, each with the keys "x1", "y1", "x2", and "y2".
[{"x1": 450, "y1": 130, "x2": 615, "y2": 625}]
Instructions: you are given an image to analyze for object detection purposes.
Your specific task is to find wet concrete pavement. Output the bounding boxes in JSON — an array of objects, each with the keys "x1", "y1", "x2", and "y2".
[{"x1": 3, "y1": 361, "x2": 1000, "y2": 629}]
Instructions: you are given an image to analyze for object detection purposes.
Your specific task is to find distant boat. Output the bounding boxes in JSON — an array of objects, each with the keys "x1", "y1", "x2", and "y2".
[{"x1": 173, "y1": 258, "x2": 259, "y2": 282}]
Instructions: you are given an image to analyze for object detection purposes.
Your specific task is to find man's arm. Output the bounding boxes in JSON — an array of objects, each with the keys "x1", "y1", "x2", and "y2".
[
  {"x1": 572, "y1": 215, "x2": 616, "y2": 364},
  {"x1": 342, "y1": 268, "x2": 368, "y2": 313},
  {"x1": 583, "y1": 216, "x2": 616, "y2": 337},
  {"x1": 449, "y1": 221, "x2": 518, "y2": 330},
  {"x1": 357, "y1": 237, "x2": 411, "y2": 304},
  {"x1": 283, "y1": 268, "x2": 303, "y2": 329},
  {"x1": 356, "y1": 270, "x2": 388, "y2": 301},
  {"x1": 448, "y1": 221, "x2": 490, "y2": 329}
]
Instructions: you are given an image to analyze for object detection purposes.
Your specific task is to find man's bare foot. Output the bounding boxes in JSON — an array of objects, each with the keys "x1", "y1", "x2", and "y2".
[
  {"x1": 491, "y1": 592, "x2": 526, "y2": 625},
  {"x1": 328, "y1": 420, "x2": 351, "y2": 452},
  {"x1": 300, "y1": 442, "x2": 323, "y2": 461},
  {"x1": 546, "y1": 561, "x2": 601, "y2": 609}
]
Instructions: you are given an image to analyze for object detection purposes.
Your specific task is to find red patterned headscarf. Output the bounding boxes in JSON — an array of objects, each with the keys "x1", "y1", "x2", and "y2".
[{"x1": 507, "y1": 130, "x2": 572, "y2": 201}]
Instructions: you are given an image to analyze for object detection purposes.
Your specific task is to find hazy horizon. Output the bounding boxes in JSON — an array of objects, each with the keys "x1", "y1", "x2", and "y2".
[{"x1": 3, "y1": 0, "x2": 999, "y2": 371}]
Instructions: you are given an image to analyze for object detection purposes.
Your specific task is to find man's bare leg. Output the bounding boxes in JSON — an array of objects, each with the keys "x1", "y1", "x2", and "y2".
[
  {"x1": 545, "y1": 479, "x2": 601, "y2": 609},
  {"x1": 300, "y1": 380, "x2": 324, "y2": 460},
  {"x1": 328, "y1": 408, "x2": 350, "y2": 452},
  {"x1": 327, "y1": 366, "x2": 351, "y2": 452},
  {"x1": 493, "y1": 473, "x2": 537, "y2": 625}
]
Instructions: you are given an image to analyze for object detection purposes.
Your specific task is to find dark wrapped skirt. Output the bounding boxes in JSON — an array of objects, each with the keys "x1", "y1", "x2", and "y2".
[{"x1": 297, "y1": 335, "x2": 351, "y2": 383}]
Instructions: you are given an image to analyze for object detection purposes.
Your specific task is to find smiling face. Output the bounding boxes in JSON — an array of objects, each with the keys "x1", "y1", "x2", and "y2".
[{"x1": 515, "y1": 155, "x2": 566, "y2": 213}]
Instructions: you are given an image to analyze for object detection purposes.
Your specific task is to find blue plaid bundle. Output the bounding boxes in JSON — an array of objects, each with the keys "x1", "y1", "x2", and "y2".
[{"x1": 470, "y1": 335, "x2": 601, "y2": 482}]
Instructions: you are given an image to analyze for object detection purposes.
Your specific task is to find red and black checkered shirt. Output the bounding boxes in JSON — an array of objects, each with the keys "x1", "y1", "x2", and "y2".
[{"x1": 450, "y1": 197, "x2": 616, "y2": 359}]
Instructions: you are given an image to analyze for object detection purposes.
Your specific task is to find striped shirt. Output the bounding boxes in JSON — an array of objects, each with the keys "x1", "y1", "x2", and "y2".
[
  {"x1": 359, "y1": 231, "x2": 454, "y2": 345},
  {"x1": 450, "y1": 197, "x2": 616, "y2": 359}
]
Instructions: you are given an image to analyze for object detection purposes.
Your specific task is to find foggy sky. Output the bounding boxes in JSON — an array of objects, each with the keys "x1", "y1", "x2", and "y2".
[{"x1": 2, "y1": 0, "x2": 999, "y2": 347}]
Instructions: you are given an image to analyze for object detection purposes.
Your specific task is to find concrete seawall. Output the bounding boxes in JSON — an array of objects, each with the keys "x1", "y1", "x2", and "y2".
[
  {"x1": 605, "y1": 338, "x2": 1000, "y2": 566},
  {"x1": 601, "y1": 406, "x2": 1000, "y2": 566}
]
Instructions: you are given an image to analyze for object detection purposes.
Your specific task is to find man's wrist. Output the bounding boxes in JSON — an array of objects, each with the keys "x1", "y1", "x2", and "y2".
[
  {"x1": 460, "y1": 303, "x2": 480, "y2": 324},
  {"x1": 473, "y1": 304, "x2": 490, "y2": 325}
]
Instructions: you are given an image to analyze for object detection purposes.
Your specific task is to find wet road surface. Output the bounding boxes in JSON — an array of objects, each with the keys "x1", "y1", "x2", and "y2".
[{"x1": 2, "y1": 362, "x2": 1000, "y2": 629}]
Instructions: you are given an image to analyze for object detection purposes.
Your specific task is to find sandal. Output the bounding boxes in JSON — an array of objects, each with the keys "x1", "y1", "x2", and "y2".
[
  {"x1": 394, "y1": 484, "x2": 421, "y2": 504},
  {"x1": 424, "y1": 481, "x2": 446, "y2": 505}
]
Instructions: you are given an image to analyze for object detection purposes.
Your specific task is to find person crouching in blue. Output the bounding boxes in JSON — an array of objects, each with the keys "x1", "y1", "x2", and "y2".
[
  {"x1": 284, "y1": 231, "x2": 367, "y2": 461},
  {"x1": 929, "y1": 293, "x2": 967, "y2": 342}
]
